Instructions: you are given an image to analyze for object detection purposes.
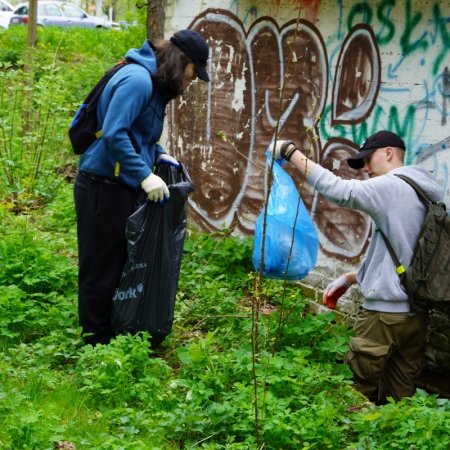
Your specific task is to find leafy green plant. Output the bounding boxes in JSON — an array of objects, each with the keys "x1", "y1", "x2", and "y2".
[
  {"x1": 0, "y1": 25, "x2": 147, "y2": 211},
  {"x1": 0, "y1": 200, "x2": 77, "y2": 346},
  {"x1": 174, "y1": 230, "x2": 255, "y2": 343},
  {"x1": 75, "y1": 333, "x2": 172, "y2": 406},
  {"x1": 349, "y1": 390, "x2": 450, "y2": 449},
  {"x1": 0, "y1": 215, "x2": 76, "y2": 295},
  {"x1": 0, "y1": 62, "x2": 73, "y2": 210}
]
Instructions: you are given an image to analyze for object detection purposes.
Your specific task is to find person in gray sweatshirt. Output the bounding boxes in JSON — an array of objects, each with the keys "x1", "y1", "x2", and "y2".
[{"x1": 273, "y1": 130, "x2": 443, "y2": 404}]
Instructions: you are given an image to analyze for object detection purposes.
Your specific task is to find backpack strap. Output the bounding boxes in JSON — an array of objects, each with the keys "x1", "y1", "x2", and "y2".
[
  {"x1": 394, "y1": 174, "x2": 431, "y2": 205},
  {"x1": 379, "y1": 231, "x2": 406, "y2": 276},
  {"x1": 85, "y1": 60, "x2": 128, "y2": 115},
  {"x1": 379, "y1": 229, "x2": 416, "y2": 310},
  {"x1": 378, "y1": 173, "x2": 432, "y2": 314}
]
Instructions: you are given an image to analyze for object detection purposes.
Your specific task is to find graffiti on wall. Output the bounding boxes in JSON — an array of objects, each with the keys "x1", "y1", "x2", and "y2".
[{"x1": 168, "y1": 4, "x2": 450, "y2": 262}]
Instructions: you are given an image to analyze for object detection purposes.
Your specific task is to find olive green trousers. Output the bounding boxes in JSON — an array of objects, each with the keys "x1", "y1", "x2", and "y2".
[{"x1": 344, "y1": 308, "x2": 428, "y2": 404}]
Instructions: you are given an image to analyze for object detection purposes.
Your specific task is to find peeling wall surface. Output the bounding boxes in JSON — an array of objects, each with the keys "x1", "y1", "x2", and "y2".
[{"x1": 164, "y1": 0, "x2": 450, "y2": 392}]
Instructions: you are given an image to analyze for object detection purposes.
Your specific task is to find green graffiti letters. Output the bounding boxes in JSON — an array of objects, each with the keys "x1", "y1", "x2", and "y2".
[
  {"x1": 377, "y1": 0, "x2": 396, "y2": 45},
  {"x1": 351, "y1": 122, "x2": 369, "y2": 145},
  {"x1": 400, "y1": 0, "x2": 428, "y2": 55},
  {"x1": 347, "y1": 3, "x2": 373, "y2": 32},
  {"x1": 433, "y1": 3, "x2": 450, "y2": 76}
]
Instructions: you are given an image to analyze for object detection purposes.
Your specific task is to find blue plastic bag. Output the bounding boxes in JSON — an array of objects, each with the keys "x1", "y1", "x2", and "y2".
[{"x1": 252, "y1": 152, "x2": 319, "y2": 280}]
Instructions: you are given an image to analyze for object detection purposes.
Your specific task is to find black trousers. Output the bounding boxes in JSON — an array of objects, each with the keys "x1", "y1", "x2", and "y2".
[{"x1": 74, "y1": 172, "x2": 144, "y2": 345}]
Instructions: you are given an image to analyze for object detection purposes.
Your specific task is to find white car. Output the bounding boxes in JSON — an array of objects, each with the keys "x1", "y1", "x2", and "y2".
[
  {"x1": 10, "y1": 1, "x2": 112, "y2": 28},
  {"x1": 0, "y1": 0, "x2": 14, "y2": 29}
]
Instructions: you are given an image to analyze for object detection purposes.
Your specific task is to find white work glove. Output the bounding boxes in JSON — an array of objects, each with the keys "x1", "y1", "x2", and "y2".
[
  {"x1": 156, "y1": 153, "x2": 180, "y2": 168},
  {"x1": 272, "y1": 140, "x2": 299, "y2": 161},
  {"x1": 322, "y1": 275, "x2": 351, "y2": 309},
  {"x1": 141, "y1": 173, "x2": 169, "y2": 202}
]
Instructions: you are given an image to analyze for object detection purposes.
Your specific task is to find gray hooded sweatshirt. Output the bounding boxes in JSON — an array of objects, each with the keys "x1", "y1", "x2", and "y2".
[{"x1": 307, "y1": 164, "x2": 443, "y2": 313}]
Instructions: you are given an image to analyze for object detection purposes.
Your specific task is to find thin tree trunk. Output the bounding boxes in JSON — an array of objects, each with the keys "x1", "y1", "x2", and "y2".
[
  {"x1": 26, "y1": 0, "x2": 37, "y2": 49},
  {"x1": 147, "y1": 0, "x2": 166, "y2": 42},
  {"x1": 23, "y1": 0, "x2": 37, "y2": 132}
]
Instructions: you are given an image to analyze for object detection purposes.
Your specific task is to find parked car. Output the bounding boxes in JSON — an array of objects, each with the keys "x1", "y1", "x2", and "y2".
[
  {"x1": 9, "y1": 1, "x2": 112, "y2": 28},
  {"x1": 0, "y1": 0, "x2": 14, "y2": 29}
]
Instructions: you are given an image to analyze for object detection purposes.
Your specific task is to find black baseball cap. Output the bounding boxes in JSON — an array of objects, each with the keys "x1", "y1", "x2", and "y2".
[
  {"x1": 170, "y1": 29, "x2": 210, "y2": 82},
  {"x1": 347, "y1": 130, "x2": 406, "y2": 169}
]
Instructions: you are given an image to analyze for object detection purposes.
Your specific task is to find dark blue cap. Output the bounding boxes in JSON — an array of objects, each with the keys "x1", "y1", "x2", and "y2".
[
  {"x1": 347, "y1": 130, "x2": 406, "y2": 169},
  {"x1": 170, "y1": 29, "x2": 210, "y2": 82}
]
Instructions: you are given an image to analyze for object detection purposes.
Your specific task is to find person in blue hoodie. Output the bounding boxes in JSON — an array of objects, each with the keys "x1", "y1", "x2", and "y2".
[
  {"x1": 273, "y1": 131, "x2": 443, "y2": 404},
  {"x1": 74, "y1": 29, "x2": 210, "y2": 346}
]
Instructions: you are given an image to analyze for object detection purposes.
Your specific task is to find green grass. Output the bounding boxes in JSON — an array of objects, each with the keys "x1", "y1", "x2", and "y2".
[{"x1": 1, "y1": 182, "x2": 449, "y2": 449}]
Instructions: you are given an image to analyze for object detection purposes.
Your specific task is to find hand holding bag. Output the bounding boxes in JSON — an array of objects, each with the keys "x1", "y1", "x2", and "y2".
[
  {"x1": 111, "y1": 163, "x2": 194, "y2": 343},
  {"x1": 252, "y1": 152, "x2": 318, "y2": 280}
]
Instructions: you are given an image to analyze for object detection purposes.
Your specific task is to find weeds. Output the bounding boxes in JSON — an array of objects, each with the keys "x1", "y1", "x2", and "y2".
[
  {"x1": 0, "y1": 63, "x2": 73, "y2": 211},
  {"x1": 1, "y1": 186, "x2": 449, "y2": 447},
  {"x1": 0, "y1": 25, "x2": 146, "y2": 212}
]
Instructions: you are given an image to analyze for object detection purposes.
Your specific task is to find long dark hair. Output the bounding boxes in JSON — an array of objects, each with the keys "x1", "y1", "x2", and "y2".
[{"x1": 153, "y1": 40, "x2": 192, "y2": 97}]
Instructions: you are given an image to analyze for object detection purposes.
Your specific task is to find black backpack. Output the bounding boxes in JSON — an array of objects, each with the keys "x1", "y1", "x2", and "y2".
[
  {"x1": 69, "y1": 61, "x2": 127, "y2": 154},
  {"x1": 381, "y1": 174, "x2": 450, "y2": 313}
]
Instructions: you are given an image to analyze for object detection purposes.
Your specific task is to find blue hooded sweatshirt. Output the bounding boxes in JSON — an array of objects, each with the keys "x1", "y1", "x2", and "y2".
[{"x1": 78, "y1": 40, "x2": 169, "y2": 188}]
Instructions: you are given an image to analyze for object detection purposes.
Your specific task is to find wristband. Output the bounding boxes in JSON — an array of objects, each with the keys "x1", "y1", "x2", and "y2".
[{"x1": 280, "y1": 140, "x2": 299, "y2": 161}]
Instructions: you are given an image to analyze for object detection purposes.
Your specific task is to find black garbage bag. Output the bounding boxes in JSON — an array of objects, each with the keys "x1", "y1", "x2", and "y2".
[{"x1": 111, "y1": 163, "x2": 194, "y2": 344}]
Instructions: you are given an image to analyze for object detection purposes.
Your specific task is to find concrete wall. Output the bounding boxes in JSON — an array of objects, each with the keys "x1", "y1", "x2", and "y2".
[{"x1": 163, "y1": 0, "x2": 450, "y2": 394}]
